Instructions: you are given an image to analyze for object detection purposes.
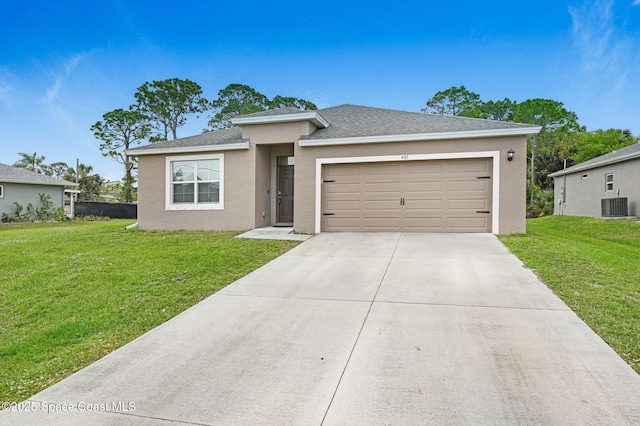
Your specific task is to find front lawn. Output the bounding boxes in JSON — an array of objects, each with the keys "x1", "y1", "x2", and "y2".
[
  {"x1": 0, "y1": 220, "x2": 299, "y2": 402},
  {"x1": 499, "y1": 216, "x2": 640, "y2": 374}
]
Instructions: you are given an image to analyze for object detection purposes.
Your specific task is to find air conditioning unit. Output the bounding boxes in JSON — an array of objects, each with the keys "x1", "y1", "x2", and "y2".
[{"x1": 601, "y1": 198, "x2": 628, "y2": 217}]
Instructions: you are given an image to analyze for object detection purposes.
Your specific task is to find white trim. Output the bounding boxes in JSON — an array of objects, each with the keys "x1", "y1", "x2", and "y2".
[
  {"x1": 231, "y1": 112, "x2": 329, "y2": 128},
  {"x1": 165, "y1": 154, "x2": 225, "y2": 211},
  {"x1": 0, "y1": 179, "x2": 78, "y2": 187},
  {"x1": 314, "y1": 151, "x2": 501, "y2": 234},
  {"x1": 0, "y1": 184, "x2": 3, "y2": 198},
  {"x1": 301, "y1": 127, "x2": 540, "y2": 147},
  {"x1": 127, "y1": 142, "x2": 249, "y2": 157},
  {"x1": 549, "y1": 150, "x2": 640, "y2": 177}
]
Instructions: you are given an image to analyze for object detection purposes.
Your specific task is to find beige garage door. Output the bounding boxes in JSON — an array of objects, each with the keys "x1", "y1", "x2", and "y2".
[{"x1": 321, "y1": 158, "x2": 493, "y2": 232}]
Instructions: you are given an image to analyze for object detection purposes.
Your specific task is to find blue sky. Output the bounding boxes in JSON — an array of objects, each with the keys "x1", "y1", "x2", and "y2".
[{"x1": 1, "y1": 0, "x2": 639, "y2": 180}]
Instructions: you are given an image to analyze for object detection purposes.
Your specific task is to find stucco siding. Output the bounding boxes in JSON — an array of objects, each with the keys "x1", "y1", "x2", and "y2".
[
  {"x1": 293, "y1": 136, "x2": 527, "y2": 234},
  {"x1": 242, "y1": 122, "x2": 316, "y2": 144},
  {"x1": 137, "y1": 149, "x2": 256, "y2": 231},
  {"x1": 554, "y1": 158, "x2": 640, "y2": 217},
  {"x1": 0, "y1": 182, "x2": 64, "y2": 216}
]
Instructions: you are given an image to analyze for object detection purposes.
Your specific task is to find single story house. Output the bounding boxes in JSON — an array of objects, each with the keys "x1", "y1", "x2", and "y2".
[
  {"x1": 549, "y1": 142, "x2": 640, "y2": 217},
  {"x1": 127, "y1": 104, "x2": 540, "y2": 234},
  {"x1": 0, "y1": 163, "x2": 78, "y2": 217}
]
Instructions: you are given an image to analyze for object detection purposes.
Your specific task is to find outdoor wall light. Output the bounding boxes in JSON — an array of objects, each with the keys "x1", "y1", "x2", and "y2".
[{"x1": 507, "y1": 148, "x2": 515, "y2": 161}]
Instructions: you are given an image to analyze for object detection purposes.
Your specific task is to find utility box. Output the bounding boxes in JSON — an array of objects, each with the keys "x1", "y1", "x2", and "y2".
[{"x1": 601, "y1": 198, "x2": 628, "y2": 217}]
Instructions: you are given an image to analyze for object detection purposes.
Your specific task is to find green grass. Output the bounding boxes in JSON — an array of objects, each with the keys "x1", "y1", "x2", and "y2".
[
  {"x1": 499, "y1": 216, "x2": 640, "y2": 374},
  {"x1": 0, "y1": 220, "x2": 299, "y2": 402}
]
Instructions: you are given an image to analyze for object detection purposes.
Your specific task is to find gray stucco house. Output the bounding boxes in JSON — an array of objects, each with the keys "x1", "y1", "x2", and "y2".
[
  {"x1": 0, "y1": 163, "x2": 78, "y2": 218},
  {"x1": 127, "y1": 104, "x2": 541, "y2": 234},
  {"x1": 549, "y1": 143, "x2": 640, "y2": 217}
]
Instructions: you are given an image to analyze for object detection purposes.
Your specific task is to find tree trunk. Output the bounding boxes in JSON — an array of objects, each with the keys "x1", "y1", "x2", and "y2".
[{"x1": 124, "y1": 157, "x2": 133, "y2": 204}]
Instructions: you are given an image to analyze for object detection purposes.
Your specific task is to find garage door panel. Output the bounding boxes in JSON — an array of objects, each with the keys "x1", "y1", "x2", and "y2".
[
  {"x1": 405, "y1": 180, "x2": 443, "y2": 192},
  {"x1": 448, "y1": 180, "x2": 489, "y2": 192},
  {"x1": 448, "y1": 199, "x2": 490, "y2": 210},
  {"x1": 447, "y1": 217, "x2": 491, "y2": 230},
  {"x1": 448, "y1": 159, "x2": 490, "y2": 173},
  {"x1": 364, "y1": 164, "x2": 402, "y2": 175},
  {"x1": 364, "y1": 200, "x2": 403, "y2": 211},
  {"x1": 326, "y1": 183, "x2": 361, "y2": 194},
  {"x1": 326, "y1": 200, "x2": 360, "y2": 210},
  {"x1": 404, "y1": 162, "x2": 444, "y2": 174},
  {"x1": 363, "y1": 217, "x2": 402, "y2": 229},
  {"x1": 404, "y1": 217, "x2": 445, "y2": 229},
  {"x1": 326, "y1": 165, "x2": 361, "y2": 177},
  {"x1": 364, "y1": 182, "x2": 402, "y2": 193},
  {"x1": 322, "y1": 159, "x2": 492, "y2": 232},
  {"x1": 404, "y1": 200, "x2": 443, "y2": 210}
]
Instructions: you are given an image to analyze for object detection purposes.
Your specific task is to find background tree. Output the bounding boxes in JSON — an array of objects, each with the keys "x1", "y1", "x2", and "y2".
[
  {"x1": 571, "y1": 129, "x2": 638, "y2": 164},
  {"x1": 64, "y1": 163, "x2": 103, "y2": 201},
  {"x1": 134, "y1": 78, "x2": 208, "y2": 141},
  {"x1": 208, "y1": 84, "x2": 271, "y2": 129},
  {"x1": 512, "y1": 99, "x2": 581, "y2": 206},
  {"x1": 207, "y1": 84, "x2": 318, "y2": 130},
  {"x1": 13, "y1": 152, "x2": 46, "y2": 173},
  {"x1": 43, "y1": 161, "x2": 73, "y2": 179},
  {"x1": 270, "y1": 96, "x2": 317, "y2": 111},
  {"x1": 475, "y1": 98, "x2": 517, "y2": 121},
  {"x1": 91, "y1": 109, "x2": 151, "y2": 203},
  {"x1": 422, "y1": 86, "x2": 482, "y2": 116}
]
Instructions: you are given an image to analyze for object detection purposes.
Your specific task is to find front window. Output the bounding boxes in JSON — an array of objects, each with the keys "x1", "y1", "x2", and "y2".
[
  {"x1": 605, "y1": 173, "x2": 613, "y2": 192},
  {"x1": 166, "y1": 154, "x2": 224, "y2": 210},
  {"x1": 0, "y1": 184, "x2": 3, "y2": 198}
]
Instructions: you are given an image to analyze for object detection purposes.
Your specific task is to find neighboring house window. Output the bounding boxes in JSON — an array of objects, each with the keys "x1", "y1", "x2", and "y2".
[
  {"x1": 166, "y1": 154, "x2": 224, "y2": 210},
  {"x1": 0, "y1": 184, "x2": 3, "y2": 198},
  {"x1": 605, "y1": 173, "x2": 614, "y2": 192}
]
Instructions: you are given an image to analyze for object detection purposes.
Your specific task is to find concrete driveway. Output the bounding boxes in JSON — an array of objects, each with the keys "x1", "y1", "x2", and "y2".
[{"x1": 2, "y1": 233, "x2": 640, "y2": 425}]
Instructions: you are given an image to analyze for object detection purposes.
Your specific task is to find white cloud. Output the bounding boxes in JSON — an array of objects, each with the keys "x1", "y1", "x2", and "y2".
[
  {"x1": 44, "y1": 53, "x2": 86, "y2": 105},
  {"x1": 564, "y1": 0, "x2": 640, "y2": 132},
  {"x1": 633, "y1": 0, "x2": 640, "y2": 6},
  {"x1": 569, "y1": 0, "x2": 616, "y2": 73}
]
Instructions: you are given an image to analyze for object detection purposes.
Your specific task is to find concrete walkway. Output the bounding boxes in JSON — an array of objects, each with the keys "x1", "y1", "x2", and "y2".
[
  {"x1": 2, "y1": 233, "x2": 640, "y2": 425},
  {"x1": 235, "y1": 226, "x2": 313, "y2": 241}
]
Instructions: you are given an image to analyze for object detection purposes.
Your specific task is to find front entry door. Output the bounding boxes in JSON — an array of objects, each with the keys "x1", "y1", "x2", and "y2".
[{"x1": 277, "y1": 159, "x2": 294, "y2": 224}]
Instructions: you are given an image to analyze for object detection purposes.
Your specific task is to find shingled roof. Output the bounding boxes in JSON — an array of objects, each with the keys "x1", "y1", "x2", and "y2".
[
  {"x1": 0, "y1": 163, "x2": 77, "y2": 186},
  {"x1": 127, "y1": 127, "x2": 246, "y2": 155},
  {"x1": 127, "y1": 104, "x2": 540, "y2": 155},
  {"x1": 549, "y1": 142, "x2": 640, "y2": 177},
  {"x1": 303, "y1": 104, "x2": 537, "y2": 141}
]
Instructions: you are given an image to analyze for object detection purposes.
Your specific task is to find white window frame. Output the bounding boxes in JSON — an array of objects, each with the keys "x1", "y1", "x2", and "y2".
[
  {"x1": 165, "y1": 154, "x2": 224, "y2": 211},
  {"x1": 0, "y1": 184, "x2": 3, "y2": 198},
  {"x1": 605, "y1": 173, "x2": 614, "y2": 192}
]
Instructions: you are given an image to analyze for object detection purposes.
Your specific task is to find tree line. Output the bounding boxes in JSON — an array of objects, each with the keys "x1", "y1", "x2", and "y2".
[
  {"x1": 14, "y1": 80, "x2": 637, "y2": 216},
  {"x1": 91, "y1": 80, "x2": 317, "y2": 202},
  {"x1": 423, "y1": 86, "x2": 639, "y2": 216},
  {"x1": 12, "y1": 152, "x2": 106, "y2": 202}
]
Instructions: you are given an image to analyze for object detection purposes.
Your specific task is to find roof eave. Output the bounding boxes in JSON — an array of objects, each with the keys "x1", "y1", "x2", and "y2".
[
  {"x1": 299, "y1": 126, "x2": 541, "y2": 147},
  {"x1": 231, "y1": 111, "x2": 330, "y2": 129},
  {"x1": 549, "y1": 151, "x2": 640, "y2": 177},
  {"x1": 126, "y1": 142, "x2": 250, "y2": 156},
  {"x1": 1, "y1": 179, "x2": 79, "y2": 187}
]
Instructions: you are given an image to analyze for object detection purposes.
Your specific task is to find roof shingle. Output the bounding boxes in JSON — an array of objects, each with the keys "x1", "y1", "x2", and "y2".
[
  {"x1": 0, "y1": 163, "x2": 77, "y2": 186},
  {"x1": 549, "y1": 143, "x2": 640, "y2": 177},
  {"x1": 303, "y1": 104, "x2": 537, "y2": 140}
]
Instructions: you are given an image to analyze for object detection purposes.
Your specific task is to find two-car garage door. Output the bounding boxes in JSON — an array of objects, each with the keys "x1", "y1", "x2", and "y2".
[{"x1": 321, "y1": 158, "x2": 493, "y2": 232}]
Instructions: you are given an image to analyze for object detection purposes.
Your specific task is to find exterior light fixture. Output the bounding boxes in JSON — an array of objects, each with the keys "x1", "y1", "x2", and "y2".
[{"x1": 507, "y1": 148, "x2": 515, "y2": 161}]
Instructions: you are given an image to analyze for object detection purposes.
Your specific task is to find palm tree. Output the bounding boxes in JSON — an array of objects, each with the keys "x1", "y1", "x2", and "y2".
[{"x1": 13, "y1": 152, "x2": 46, "y2": 173}]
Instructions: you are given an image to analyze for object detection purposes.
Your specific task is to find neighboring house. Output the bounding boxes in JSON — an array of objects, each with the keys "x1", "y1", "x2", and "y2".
[
  {"x1": 549, "y1": 143, "x2": 640, "y2": 217},
  {"x1": 0, "y1": 163, "x2": 78, "y2": 217},
  {"x1": 126, "y1": 104, "x2": 540, "y2": 234}
]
